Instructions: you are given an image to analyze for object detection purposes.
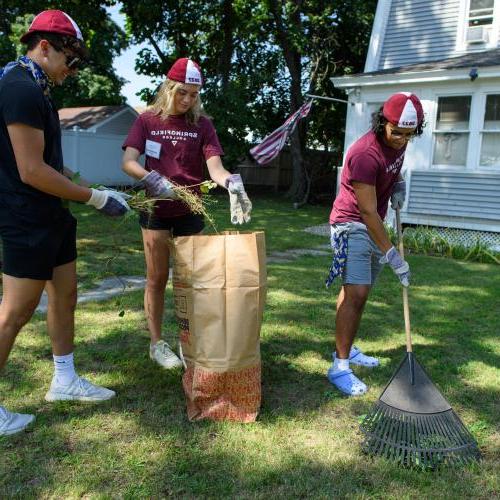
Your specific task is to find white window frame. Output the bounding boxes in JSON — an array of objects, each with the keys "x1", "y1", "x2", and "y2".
[
  {"x1": 478, "y1": 92, "x2": 500, "y2": 170},
  {"x1": 456, "y1": 0, "x2": 500, "y2": 51},
  {"x1": 432, "y1": 93, "x2": 473, "y2": 169},
  {"x1": 430, "y1": 89, "x2": 500, "y2": 172}
]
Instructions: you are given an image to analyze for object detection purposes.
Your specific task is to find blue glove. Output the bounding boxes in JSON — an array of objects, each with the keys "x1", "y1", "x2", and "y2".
[
  {"x1": 379, "y1": 246, "x2": 410, "y2": 287},
  {"x1": 142, "y1": 170, "x2": 177, "y2": 199},
  {"x1": 86, "y1": 188, "x2": 131, "y2": 217},
  {"x1": 390, "y1": 181, "x2": 406, "y2": 210},
  {"x1": 225, "y1": 174, "x2": 252, "y2": 224}
]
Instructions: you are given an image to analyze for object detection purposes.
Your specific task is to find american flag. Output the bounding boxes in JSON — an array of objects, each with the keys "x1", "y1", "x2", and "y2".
[{"x1": 250, "y1": 100, "x2": 313, "y2": 166}]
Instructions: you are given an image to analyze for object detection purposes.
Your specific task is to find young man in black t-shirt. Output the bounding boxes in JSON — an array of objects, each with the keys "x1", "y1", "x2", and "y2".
[{"x1": 0, "y1": 10, "x2": 131, "y2": 436}]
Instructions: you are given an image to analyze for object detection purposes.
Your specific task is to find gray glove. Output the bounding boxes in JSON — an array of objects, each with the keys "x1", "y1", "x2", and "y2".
[
  {"x1": 226, "y1": 174, "x2": 245, "y2": 194},
  {"x1": 226, "y1": 174, "x2": 252, "y2": 224},
  {"x1": 379, "y1": 246, "x2": 410, "y2": 287},
  {"x1": 86, "y1": 188, "x2": 131, "y2": 217},
  {"x1": 390, "y1": 181, "x2": 406, "y2": 210},
  {"x1": 142, "y1": 170, "x2": 177, "y2": 199}
]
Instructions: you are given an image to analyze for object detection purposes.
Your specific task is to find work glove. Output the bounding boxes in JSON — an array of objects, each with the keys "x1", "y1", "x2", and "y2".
[
  {"x1": 379, "y1": 246, "x2": 410, "y2": 287},
  {"x1": 390, "y1": 181, "x2": 406, "y2": 210},
  {"x1": 226, "y1": 174, "x2": 252, "y2": 224},
  {"x1": 142, "y1": 170, "x2": 178, "y2": 199},
  {"x1": 86, "y1": 188, "x2": 131, "y2": 217}
]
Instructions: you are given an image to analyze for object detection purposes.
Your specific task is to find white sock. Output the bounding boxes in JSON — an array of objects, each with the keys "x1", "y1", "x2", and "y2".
[
  {"x1": 333, "y1": 356, "x2": 349, "y2": 373},
  {"x1": 53, "y1": 353, "x2": 77, "y2": 385}
]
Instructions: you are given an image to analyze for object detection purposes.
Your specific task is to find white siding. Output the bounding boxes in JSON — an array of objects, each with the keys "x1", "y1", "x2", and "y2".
[
  {"x1": 378, "y1": 0, "x2": 461, "y2": 69},
  {"x1": 405, "y1": 170, "x2": 500, "y2": 231}
]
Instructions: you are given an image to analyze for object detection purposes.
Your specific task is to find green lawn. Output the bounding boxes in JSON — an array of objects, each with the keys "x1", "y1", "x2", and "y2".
[{"x1": 1, "y1": 193, "x2": 499, "y2": 498}]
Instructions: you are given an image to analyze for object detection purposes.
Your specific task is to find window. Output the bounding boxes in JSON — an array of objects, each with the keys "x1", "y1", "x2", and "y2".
[
  {"x1": 469, "y1": 0, "x2": 494, "y2": 27},
  {"x1": 464, "y1": 0, "x2": 496, "y2": 45},
  {"x1": 433, "y1": 96, "x2": 471, "y2": 166},
  {"x1": 480, "y1": 94, "x2": 500, "y2": 167}
]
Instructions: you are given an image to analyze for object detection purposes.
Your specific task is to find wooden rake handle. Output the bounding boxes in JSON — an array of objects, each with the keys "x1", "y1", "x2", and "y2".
[{"x1": 395, "y1": 208, "x2": 413, "y2": 353}]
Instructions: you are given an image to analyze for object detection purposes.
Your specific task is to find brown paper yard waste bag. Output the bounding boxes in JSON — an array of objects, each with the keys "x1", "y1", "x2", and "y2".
[{"x1": 172, "y1": 231, "x2": 266, "y2": 422}]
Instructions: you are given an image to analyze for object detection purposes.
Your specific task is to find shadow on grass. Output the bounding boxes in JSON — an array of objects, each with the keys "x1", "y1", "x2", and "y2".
[{"x1": 1, "y1": 251, "x2": 498, "y2": 496}]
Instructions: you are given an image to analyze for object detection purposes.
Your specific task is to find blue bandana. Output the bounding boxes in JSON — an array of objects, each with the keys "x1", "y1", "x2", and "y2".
[
  {"x1": 0, "y1": 55, "x2": 51, "y2": 96},
  {"x1": 325, "y1": 225, "x2": 349, "y2": 288}
]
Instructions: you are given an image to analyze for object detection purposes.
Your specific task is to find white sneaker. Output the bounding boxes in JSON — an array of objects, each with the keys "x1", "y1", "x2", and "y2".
[
  {"x1": 45, "y1": 376, "x2": 116, "y2": 402},
  {"x1": 150, "y1": 340, "x2": 183, "y2": 369},
  {"x1": 0, "y1": 406, "x2": 35, "y2": 436}
]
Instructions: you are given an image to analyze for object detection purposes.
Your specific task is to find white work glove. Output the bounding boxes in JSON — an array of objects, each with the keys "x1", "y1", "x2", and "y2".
[
  {"x1": 141, "y1": 170, "x2": 178, "y2": 199},
  {"x1": 225, "y1": 174, "x2": 252, "y2": 224},
  {"x1": 390, "y1": 181, "x2": 406, "y2": 210},
  {"x1": 379, "y1": 246, "x2": 410, "y2": 287},
  {"x1": 86, "y1": 188, "x2": 131, "y2": 217}
]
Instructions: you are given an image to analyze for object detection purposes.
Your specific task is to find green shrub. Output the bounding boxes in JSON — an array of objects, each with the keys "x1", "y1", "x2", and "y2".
[{"x1": 388, "y1": 225, "x2": 500, "y2": 264}]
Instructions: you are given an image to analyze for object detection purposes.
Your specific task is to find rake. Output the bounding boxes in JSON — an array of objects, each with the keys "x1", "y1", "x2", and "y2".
[{"x1": 359, "y1": 209, "x2": 481, "y2": 469}]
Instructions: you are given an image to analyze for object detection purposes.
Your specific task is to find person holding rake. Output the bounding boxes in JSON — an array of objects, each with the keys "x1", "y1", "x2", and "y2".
[
  {"x1": 326, "y1": 92, "x2": 425, "y2": 396},
  {"x1": 0, "y1": 10, "x2": 131, "y2": 436},
  {"x1": 122, "y1": 58, "x2": 252, "y2": 370}
]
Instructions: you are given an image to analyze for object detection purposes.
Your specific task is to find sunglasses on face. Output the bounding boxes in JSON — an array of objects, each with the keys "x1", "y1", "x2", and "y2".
[
  {"x1": 49, "y1": 42, "x2": 85, "y2": 71},
  {"x1": 64, "y1": 53, "x2": 84, "y2": 71}
]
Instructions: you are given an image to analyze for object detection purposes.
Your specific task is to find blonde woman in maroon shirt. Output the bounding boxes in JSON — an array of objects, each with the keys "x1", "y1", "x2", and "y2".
[{"x1": 122, "y1": 58, "x2": 251, "y2": 369}]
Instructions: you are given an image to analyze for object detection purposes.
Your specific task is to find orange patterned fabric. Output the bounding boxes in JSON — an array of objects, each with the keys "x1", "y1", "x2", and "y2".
[{"x1": 182, "y1": 364, "x2": 261, "y2": 422}]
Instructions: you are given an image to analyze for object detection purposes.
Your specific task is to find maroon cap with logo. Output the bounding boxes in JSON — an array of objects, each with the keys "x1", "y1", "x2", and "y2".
[
  {"x1": 20, "y1": 10, "x2": 84, "y2": 43},
  {"x1": 383, "y1": 92, "x2": 424, "y2": 128},
  {"x1": 167, "y1": 58, "x2": 203, "y2": 86}
]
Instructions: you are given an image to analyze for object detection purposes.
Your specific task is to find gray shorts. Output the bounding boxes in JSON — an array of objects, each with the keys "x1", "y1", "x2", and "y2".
[{"x1": 330, "y1": 222, "x2": 384, "y2": 285}]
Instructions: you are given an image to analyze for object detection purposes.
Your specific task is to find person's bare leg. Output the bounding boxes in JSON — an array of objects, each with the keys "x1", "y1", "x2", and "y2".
[
  {"x1": 0, "y1": 274, "x2": 45, "y2": 371},
  {"x1": 45, "y1": 260, "x2": 77, "y2": 356},
  {"x1": 43, "y1": 260, "x2": 115, "y2": 401},
  {"x1": 335, "y1": 284, "x2": 371, "y2": 359},
  {"x1": 0, "y1": 274, "x2": 44, "y2": 434},
  {"x1": 141, "y1": 228, "x2": 171, "y2": 343}
]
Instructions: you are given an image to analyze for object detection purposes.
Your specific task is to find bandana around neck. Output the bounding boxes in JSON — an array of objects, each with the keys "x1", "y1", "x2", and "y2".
[{"x1": 0, "y1": 55, "x2": 51, "y2": 95}]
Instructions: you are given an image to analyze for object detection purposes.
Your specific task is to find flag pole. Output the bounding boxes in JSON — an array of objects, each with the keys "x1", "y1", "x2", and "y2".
[{"x1": 305, "y1": 93, "x2": 351, "y2": 105}]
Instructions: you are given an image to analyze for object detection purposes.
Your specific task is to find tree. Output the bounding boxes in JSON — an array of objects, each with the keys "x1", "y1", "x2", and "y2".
[
  {"x1": 263, "y1": 0, "x2": 377, "y2": 202},
  {"x1": 120, "y1": 0, "x2": 377, "y2": 200},
  {"x1": 0, "y1": 1, "x2": 128, "y2": 108}
]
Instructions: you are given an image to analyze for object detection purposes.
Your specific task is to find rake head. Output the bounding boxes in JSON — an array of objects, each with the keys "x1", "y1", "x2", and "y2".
[{"x1": 360, "y1": 355, "x2": 481, "y2": 469}]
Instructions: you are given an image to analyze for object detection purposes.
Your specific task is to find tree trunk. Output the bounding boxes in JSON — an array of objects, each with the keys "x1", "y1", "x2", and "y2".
[
  {"x1": 268, "y1": 0, "x2": 307, "y2": 202},
  {"x1": 217, "y1": 0, "x2": 235, "y2": 92}
]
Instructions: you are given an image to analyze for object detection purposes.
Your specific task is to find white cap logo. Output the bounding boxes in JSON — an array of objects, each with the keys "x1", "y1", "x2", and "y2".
[
  {"x1": 398, "y1": 99, "x2": 418, "y2": 128},
  {"x1": 185, "y1": 59, "x2": 202, "y2": 84}
]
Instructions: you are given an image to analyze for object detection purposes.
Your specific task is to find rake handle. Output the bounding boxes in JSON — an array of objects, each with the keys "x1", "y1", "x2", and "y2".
[{"x1": 395, "y1": 208, "x2": 413, "y2": 353}]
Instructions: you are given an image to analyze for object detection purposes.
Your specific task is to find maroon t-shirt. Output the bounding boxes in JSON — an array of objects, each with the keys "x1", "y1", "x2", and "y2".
[
  {"x1": 329, "y1": 131, "x2": 406, "y2": 224},
  {"x1": 123, "y1": 112, "x2": 224, "y2": 217}
]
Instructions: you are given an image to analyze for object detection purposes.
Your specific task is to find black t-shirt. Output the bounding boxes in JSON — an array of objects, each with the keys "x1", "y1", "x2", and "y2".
[{"x1": 0, "y1": 65, "x2": 67, "y2": 223}]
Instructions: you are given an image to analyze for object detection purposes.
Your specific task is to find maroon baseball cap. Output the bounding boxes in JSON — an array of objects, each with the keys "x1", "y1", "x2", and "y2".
[
  {"x1": 383, "y1": 92, "x2": 424, "y2": 128},
  {"x1": 20, "y1": 10, "x2": 84, "y2": 43},
  {"x1": 167, "y1": 58, "x2": 203, "y2": 86}
]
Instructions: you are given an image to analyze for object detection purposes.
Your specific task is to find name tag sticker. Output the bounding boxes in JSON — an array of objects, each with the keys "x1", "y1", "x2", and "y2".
[{"x1": 145, "y1": 139, "x2": 161, "y2": 159}]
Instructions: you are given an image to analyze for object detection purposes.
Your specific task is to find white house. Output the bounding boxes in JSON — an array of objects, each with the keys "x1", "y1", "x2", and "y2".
[
  {"x1": 59, "y1": 105, "x2": 139, "y2": 186},
  {"x1": 331, "y1": 0, "x2": 500, "y2": 248}
]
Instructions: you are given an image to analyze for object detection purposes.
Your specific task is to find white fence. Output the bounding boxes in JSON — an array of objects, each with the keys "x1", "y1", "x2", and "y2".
[{"x1": 61, "y1": 130, "x2": 135, "y2": 186}]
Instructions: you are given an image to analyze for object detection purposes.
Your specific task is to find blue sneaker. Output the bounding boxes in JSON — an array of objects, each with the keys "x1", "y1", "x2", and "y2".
[{"x1": 327, "y1": 368, "x2": 367, "y2": 396}]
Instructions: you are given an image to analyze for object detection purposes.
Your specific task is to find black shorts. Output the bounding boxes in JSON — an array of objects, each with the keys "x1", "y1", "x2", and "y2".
[
  {"x1": 0, "y1": 213, "x2": 77, "y2": 281},
  {"x1": 138, "y1": 212, "x2": 204, "y2": 236}
]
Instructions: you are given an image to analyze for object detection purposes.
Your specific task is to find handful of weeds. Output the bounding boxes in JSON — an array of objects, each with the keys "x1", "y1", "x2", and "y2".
[{"x1": 126, "y1": 180, "x2": 218, "y2": 231}]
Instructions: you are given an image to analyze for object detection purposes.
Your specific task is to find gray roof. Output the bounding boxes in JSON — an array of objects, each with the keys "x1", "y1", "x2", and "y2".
[
  {"x1": 360, "y1": 48, "x2": 500, "y2": 78},
  {"x1": 58, "y1": 105, "x2": 131, "y2": 130}
]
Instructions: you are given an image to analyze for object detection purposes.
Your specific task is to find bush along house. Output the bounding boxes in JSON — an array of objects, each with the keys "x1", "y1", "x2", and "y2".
[{"x1": 331, "y1": 0, "x2": 500, "y2": 250}]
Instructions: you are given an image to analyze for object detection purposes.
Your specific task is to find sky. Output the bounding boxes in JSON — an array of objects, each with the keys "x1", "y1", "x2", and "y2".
[{"x1": 107, "y1": 4, "x2": 155, "y2": 108}]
